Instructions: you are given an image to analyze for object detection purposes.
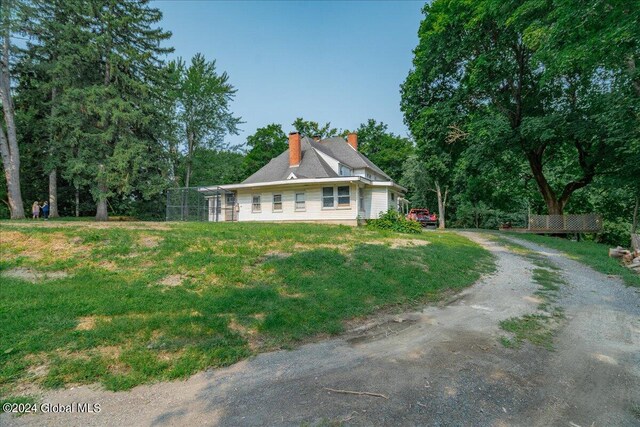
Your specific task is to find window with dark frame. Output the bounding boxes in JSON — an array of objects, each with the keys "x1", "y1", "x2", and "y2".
[
  {"x1": 337, "y1": 186, "x2": 350, "y2": 207},
  {"x1": 252, "y1": 195, "x2": 261, "y2": 212},
  {"x1": 273, "y1": 194, "x2": 282, "y2": 211},
  {"x1": 322, "y1": 187, "x2": 334, "y2": 208},
  {"x1": 295, "y1": 192, "x2": 305, "y2": 210}
]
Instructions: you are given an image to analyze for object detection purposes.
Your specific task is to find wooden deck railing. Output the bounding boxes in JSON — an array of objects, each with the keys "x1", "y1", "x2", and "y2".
[{"x1": 527, "y1": 214, "x2": 603, "y2": 233}]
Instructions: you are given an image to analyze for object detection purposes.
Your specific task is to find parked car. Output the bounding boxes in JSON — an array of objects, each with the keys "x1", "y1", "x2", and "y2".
[{"x1": 407, "y1": 208, "x2": 438, "y2": 228}]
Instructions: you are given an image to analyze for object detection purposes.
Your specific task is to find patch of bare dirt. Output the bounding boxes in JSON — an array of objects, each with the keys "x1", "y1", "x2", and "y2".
[
  {"x1": 96, "y1": 260, "x2": 118, "y2": 271},
  {"x1": 75, "y1": 315, "x2": 111, "y2": 331},
  {"x1": 255, "y1": 251, "x2": 291, "y2": 264},
  {"x1": 226, "y1": 316, "x2": 263, "y2": 351},
  {"x1": 2, "y1": 267, "x2": 69, "y2": 283},
  {"x1": 366, "y1": 238, "x2": 431, "y2": 249},
  {"x1": 277, "y1": 288, "x2": 304, "y2": 298},
  {"x1": 2, "y1": 221, "x2": 173, "y2": 230},
  {"x1": 96, "y1": 346, "x2": 121, "y2": 359},
  {"x1": 139, "y1": 235, "x2": 162, "y2": 248},
  {"x1": 158, "y1": 274, "x2": 185, "y2": 287},
  {"x1": 75, "y1": 316, "x2": 97, "y2": 331},
  {"x1": 0, "y1": 230, "x2": 91, "y2": 261}
]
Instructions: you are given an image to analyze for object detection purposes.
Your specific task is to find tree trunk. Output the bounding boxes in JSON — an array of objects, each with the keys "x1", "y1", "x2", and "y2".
[
  {"x1": 48, "y1": 168, "x2": 59, "y2": 218},
  {"x1": 96, "y1": 198, "x2": 108, "y2": 221},
  {"x1": 184, "y1": 130, "x2": 194, "y2": 189},
  {"x1": 632, "y1": 195, "x2": 639, "y2": 235},
  {"x1": 526, "y1": 151, "x2": 563, "y2": 215},
  {"x1": 47, "y1": 87, "x2": 59, "y2": 218},
  {"x1": 75, "y1": 187, "x2": 80, "y2": 217},
  {"x1": 185, "y1": 160, "x2": 191, "y2": 189},
  {"x1": 95, "y1": 165, "x2": 108, "y2": 221},
  {"x1": 435, "y1": 182, "x2": 447, "y2": 229},
  {"x1": 0, "y1": 10, "x2": 25, "y2": 219}
]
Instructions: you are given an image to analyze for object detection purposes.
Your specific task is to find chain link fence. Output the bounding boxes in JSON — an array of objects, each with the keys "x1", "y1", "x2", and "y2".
[{"x1": 165, "y1": 187, "x2": 238, "y2": 222}]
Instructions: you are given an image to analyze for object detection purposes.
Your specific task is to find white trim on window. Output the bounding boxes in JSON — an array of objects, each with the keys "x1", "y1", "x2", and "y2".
[
  {"x1": 251, "y1": 195, "x2": 261, "y2": 213},
  {"x1": 295, "y1": 192, "x2": 306, "y2": 211},
  {"x1": 322, "y1": 185, "x2": 352, "y2": 210},
  {"x1": 337, "y1": 185, "x2": 350, "y2": 207},
  {"x1": 322, "y1": 187, "x2": 334, "y2": 208},
  {"x1": 272, "y1": 194, "x2": 282, "y2": 212}
]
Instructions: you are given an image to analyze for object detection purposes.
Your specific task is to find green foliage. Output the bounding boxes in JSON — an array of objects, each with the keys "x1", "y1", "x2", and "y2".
[
  {"x1": 367, "y1": 209, "x2": 423, "y2": 234},
  {"x1": 178, "y1": 148, "x2": 245, "y2": 187},
  {"x1": 292, "y1": 118, "x2": 339, "y2": 138},
  {"x1": 355, "y1": 119, "x2": 414, "y2": 182},
  {"x1": 0, "y1": 221, "x2": 493, "y2": 392},
  {"x1": 242, "y1": 124, "x2": 288, "y2": 178},
  {"x1": 599, "y1": 220, "x2": 633, "y2": 248},
  {"x1": 168, "y1": 53, "x2": 241, "y2": 187},
  {"x1": 401, "y1": 0, "x2": 639, "y2": 226}
]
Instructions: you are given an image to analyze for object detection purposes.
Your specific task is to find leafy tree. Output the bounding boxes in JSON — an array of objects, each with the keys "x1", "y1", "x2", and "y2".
[
  {"x1": 170, "y1": 53, "x2": 241, "y2": 188},
  {"x1": 58, "y1": 0, "x2": 174, "y2": 221},
  {"x1": 401, "y1": 0, "x2": 637, "y2": 217},
  {"x1": 0, "y1": 0, "x2": 27, "y2": 218},
  {"x1": 242, "y1": 123, "x2": 287, "y2": 177},
  {"x1": 292, "y1": 117, "x2": 338, "y2": 138},
  {"x1": 355, "y1": 119, "x2": 413, "y2": 183},
  {"x1": 180, "y1": 148, "x2": 245, "y2": 187}
]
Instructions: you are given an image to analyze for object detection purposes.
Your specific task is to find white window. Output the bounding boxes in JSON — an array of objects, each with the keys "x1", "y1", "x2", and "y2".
[
  {"x1": 273, "y1": 194, "x2": 282, "y2": 211},
  {"x1": 252, "y1": 195, "x2": 261, "y2": 212},
  {"x1": 322, "y1": 187, "x2": 334, "y2": 208},
  {"x1": 337, "y1": 186, "x2": 350, "y2": 207},
  {"x1": 295, "y1": 192, "x2": 305, "y2": 210},
  {"x1": 359, "y1": 188, "x2": 365, "y2": 212},
  {"x1": 339, "y1": 164, "x2": 352, "y2": 176}
]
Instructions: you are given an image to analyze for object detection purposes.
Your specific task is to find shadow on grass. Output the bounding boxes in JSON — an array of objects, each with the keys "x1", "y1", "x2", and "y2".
[{"x1": 0, "y1": 225, "x2": 493, "y2": 393}]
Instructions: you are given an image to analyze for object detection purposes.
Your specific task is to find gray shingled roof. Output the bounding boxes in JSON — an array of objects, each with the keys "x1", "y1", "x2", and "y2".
[
  {"x1": 310, "y1": 137, "x2": 390, "y2": 180},
  {"x1": 242, "y1": 135, "x2": 390, "y2": 184},
  {"x1": 243, "y1": 138, "x2": 339, "y2": 184}
]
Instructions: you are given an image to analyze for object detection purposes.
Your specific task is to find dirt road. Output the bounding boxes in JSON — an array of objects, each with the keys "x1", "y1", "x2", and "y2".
[{"x1": 3, "y1": 233, "x2": 639, "y2": 426}]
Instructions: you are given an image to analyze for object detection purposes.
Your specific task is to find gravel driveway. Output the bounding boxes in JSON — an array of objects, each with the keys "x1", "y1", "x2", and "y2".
[{"x1": 3, "y1": 232, "x2": 639, "y2": 426}]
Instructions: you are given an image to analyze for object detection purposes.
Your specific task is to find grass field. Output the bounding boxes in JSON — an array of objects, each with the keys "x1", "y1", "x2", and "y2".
[
  {"x1": 0, "y1": 221, "x2": 493, "y2": 397},
  {"x1": 506, "y1": 233, "x2": 640, "y2": 288}
]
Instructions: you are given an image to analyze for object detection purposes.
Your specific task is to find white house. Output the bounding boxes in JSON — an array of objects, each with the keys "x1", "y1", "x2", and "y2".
[{"x1": 199, "y1": 132, "x2": 407, "y2": 226}]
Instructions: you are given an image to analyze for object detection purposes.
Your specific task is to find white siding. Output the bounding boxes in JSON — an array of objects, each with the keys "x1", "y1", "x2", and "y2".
[
  {"x1": 369, "y1": 187, "x2": 389, "y2": 219},
  {"x1": 388, "y1": 190, "x2": 400, "y2": 211},
  {"x1": 236, "y1": 183, "x2": 359, "y2": 223}
]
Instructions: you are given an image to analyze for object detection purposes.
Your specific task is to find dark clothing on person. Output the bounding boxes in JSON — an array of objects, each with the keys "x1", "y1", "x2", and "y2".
[{"x1": 42, "y1": 203, "x2": 49, "y2": 219}]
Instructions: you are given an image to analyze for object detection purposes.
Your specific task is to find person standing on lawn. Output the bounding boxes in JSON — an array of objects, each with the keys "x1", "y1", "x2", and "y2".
[
  {"x1": 32, "y1": 201, "x2": 40, "y2": 219},
  {"x1": 42, "y1": 201, "x2": 49, "y2": 220}
]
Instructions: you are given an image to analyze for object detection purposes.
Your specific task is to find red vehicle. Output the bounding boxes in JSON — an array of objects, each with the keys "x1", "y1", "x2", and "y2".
[{"x1": 407, "y1": 208, "x2": 438, "y2": 228}]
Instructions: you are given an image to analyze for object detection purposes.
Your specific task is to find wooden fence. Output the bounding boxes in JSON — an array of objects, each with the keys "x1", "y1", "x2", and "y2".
[{"x1": 527, "y1": 214, "x2": 603, "y2": 233}]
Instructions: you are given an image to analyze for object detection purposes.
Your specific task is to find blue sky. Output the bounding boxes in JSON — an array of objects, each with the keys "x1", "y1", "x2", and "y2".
[{"x1": 154, "y1": 0, "x2": 424, "y2": 149}]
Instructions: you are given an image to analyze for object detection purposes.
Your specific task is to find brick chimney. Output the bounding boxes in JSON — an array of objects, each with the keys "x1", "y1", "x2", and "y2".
[
  {"x1": 289, "y1": 132, "x2": 301, "y2": 167},
  {"x1": 347, "y1": 132, "x2": 358, "y2": 151}
]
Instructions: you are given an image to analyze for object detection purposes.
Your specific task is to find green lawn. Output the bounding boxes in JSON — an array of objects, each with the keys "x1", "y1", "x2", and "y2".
[
  {"x1": 505, "y1": 233, "x2": 640, "y2": 288},
  {"x1": 0, "y1": 221, "x2": 493, "y2": 396}
]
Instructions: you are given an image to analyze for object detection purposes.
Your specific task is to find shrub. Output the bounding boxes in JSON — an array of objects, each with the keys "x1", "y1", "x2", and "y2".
[
  {"x1": 597, "y1": 219, "x2": 632, "y2": 247},
  {"x1": 366, "y1": 209, "x2": 423, "y2": 234}
]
